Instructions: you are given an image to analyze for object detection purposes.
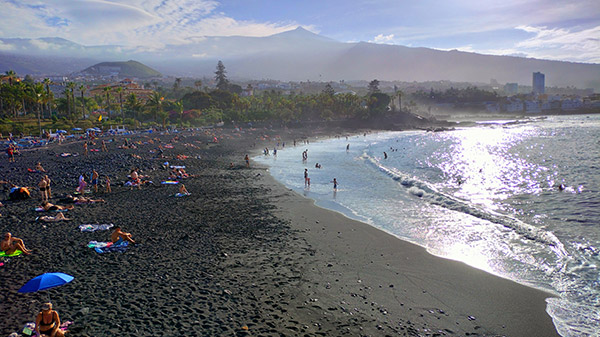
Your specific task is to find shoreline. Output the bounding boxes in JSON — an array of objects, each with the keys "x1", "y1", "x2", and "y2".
[
  {"x1": 0, "y1": 126, "x2": 560, "y2": 336},
  {"x1": 253, "y1": 158, "x2": 560, "y2": 336}
]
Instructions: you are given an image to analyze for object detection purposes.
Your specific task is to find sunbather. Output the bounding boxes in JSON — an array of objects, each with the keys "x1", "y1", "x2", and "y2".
[
  {"x1": 41, "y1": 201, "x2": 74, "y2": 211},
  {"x1": 179, "y1": 184, "x2": 190, "y2": 195},
  {"x1": 35, "y1": 302, "x2": 64, "y2": 337},
  {"x1": 38, "y1": 213, "x2": 71, "y2": 222},
  {"x1": 1, "y1": 232, "x2": 32, "y2": 255},
  {"x1": 111, "y1": 227, "x2": 136, "y2": 245}
]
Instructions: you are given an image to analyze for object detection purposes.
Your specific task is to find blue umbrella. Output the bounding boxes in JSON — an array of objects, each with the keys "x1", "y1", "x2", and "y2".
[
  {"x1": 72, "y1": 128, "x2": 82, "y2": 131},
  {"x1": 18, "y1": 273, "x2": 74, "y2": 293},
  {"x1": 56, "y1": 130, "x2": 67, "y2": 134}
]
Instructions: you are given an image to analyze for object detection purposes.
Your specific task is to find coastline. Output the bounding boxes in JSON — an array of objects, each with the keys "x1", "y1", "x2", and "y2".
[
  {"x1": 0, "y1": 126, "x2": 560, "y2": 336},
  {"x1": 255, "y1": 162, "x2": 560, "y2": 336}
]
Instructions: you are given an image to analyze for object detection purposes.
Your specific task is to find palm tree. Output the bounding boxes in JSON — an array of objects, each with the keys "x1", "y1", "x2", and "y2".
[
  {"x1": 2, "y1": 70, "x2": 18, "y2": 86},
  {"x1": 125, "y1": 93, "x2": 142, "y2": 122},
  {"x1": 79, "y1": 84, "x2": 87, "y2": 119},
  {"x1": 115, "y1": 86, "x2": 124, "y2": 119},
  {"x1": 66, "y1": 82, "x2": 76, "y2": 116},
  {"x1": 145, "y1": 91, "x2": 164, "y2": 124},
  {"x1": 103, "y1": 86, "x2": 112, "y2": 119},
  {"x1": 174, "y1": 101, "x2": 184, "y2": 127},
  {"x1": 43, "y1": 78, "x2": 53, "y2": 118}
]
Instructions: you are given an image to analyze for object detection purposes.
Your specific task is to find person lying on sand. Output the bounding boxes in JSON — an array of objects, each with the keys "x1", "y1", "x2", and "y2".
[
  {"x1": 38, "y1": 213, "x2": 71, "y2": 222},
  {"x1": 41, "y1": 201, "x2": 74, "y2": 211},
  {"x1": 35, "y1": 302, "x2": 65, "y2": 337},
  {"x1": 60, "y1": 194, "x2": 105, "y2": 204},
  {"x1": 111, "y1": 227, "x2": 136, "y2": 245},
  {"x1": 1, "y1": 232, "x2": 32, "y2": 255}
]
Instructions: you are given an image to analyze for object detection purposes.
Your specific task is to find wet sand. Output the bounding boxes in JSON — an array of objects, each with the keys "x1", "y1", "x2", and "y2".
[{"x1": 0, "y1": 126, "x2": 559, "y2": 336}]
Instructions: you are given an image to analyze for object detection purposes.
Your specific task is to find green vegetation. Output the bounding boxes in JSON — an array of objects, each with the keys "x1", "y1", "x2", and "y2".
[{"x1": 1, "y1": 63, "x2": 406, "y2": 135}]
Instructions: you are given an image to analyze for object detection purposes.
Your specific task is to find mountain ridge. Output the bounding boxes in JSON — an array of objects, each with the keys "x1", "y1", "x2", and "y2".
[{"x1": 0, "y1": 28, "x2": 599, "y2": 90}]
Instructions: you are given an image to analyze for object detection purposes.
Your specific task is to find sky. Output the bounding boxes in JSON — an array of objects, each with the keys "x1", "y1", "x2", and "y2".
[{"x1": 1, "y1": 0, "x2": 599, "y2": 63}]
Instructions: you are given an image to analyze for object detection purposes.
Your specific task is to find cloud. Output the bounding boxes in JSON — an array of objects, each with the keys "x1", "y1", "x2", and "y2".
[
  {"x1": 370, "y1": 34, "x2": 395, "y2": 44},
  {"x1": 0, "y1": 0, "x2": 305, "y2": 48},
  {"x1": 515, "y1": 25, "x2": 600, "y2": 63},
  {"x1": 0, "y1": 41, "x2": 15, "y2": 51}
]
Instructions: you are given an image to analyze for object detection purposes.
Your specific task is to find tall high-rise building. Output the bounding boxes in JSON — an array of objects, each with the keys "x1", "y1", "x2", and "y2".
[{"x1": 533, "y1": 72, "x2": 545, "y2": 94}]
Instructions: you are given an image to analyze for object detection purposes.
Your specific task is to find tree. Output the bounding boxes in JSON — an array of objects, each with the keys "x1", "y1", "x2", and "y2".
[
  {"x1": 43, "y1": 78, "x2": 53, "y2": 118},
  {"x1": 102, "y1": 86, "x2": 112, "y2": 118},
  {"x1": 124, "y1": 93, "x2": 142, "y2": 122},
  {"x1": 66, "y1": 82, "x2": 76, "y2": 117},
  {"x1": 174, "y1": 101, "x2": 184, "y2": 127},
  {"x1": 146, "y1": 91, "x2": 164, "y2": 124},
  {"x1": 368, "y1": 79, "x2": 380, "y2": 94},
  {"x1": 173, "y1": 78, "x2": 182, "y2": 91},
  {"x1": 115, "y1": 86, "x2": 124, "y2": 119},
  {"x1": 79, "y1": 84, "x2": 87, "y2": 119},
  {"x1": 194, "y1": 80, "x2": 202, "y2": 91},
  {"x1": 215, "y1": 61, "x2": 229, "y2": 91},
  {"x1": 322, "y1": 83, "x2": 335, "y2": 96}
]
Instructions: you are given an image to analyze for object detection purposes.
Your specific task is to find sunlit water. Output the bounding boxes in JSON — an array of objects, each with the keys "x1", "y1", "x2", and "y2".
[{"x1": 254, "y1": 115, "x2": 600, "y2": 337}]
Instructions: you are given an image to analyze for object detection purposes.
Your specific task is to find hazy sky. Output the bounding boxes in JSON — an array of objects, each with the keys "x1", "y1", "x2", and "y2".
[{"x1": 1, "y1": 0, "x2": 599, "y2": 63}]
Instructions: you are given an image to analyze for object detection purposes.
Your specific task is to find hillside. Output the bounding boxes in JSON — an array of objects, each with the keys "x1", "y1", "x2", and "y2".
[{"x1": 80, "y1": 60, "x2": 161, "y2": 78}]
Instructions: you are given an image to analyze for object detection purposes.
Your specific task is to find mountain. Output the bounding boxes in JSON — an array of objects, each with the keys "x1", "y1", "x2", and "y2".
[
  {"x1": 1, "y1": 28, "x2": 599, "y2": 90},
  {"x1": 79, "y1": 60, "x2": 161, "y2": 78}
]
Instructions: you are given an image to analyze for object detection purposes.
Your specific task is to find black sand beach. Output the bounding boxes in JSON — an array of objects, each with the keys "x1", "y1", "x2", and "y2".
[{"x1": 0, "y1": 126, "x2": 559, "y2": 336}]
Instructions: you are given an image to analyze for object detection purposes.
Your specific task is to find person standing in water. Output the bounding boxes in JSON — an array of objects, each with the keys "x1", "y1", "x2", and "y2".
[
  {"x1": 304, "y1": 169, "x2": 309, "y2": 187},
  {"x1": 332, "y1": 178, "x2": 338, "y2": 191}
]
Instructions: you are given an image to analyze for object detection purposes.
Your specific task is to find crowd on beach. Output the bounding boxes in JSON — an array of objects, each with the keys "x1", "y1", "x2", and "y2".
[{"x1": 0, "y1": 128, "x2": 217, "y2": 335}]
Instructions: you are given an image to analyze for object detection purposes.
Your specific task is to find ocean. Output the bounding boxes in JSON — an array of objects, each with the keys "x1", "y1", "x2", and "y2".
[{"x1": 254, "y1": 114, "x2": 600, "y2": 337}]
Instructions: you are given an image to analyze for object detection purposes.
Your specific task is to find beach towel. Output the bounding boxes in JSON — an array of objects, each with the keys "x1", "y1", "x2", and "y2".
[
  {"x1": 22, "y1": 321, "x2": 72, "y2": 336},
  {"x1": 0, "y1": 250, "x2": 22, "y2": 257},
  {"x1": 88, "y1": 241, "x2": 129, "y2": 253},
  {"x1": 161, "y1": 180, "x2": 179, "y2": 185},
  {"x1": 174, "y1": 193, "x2": 191, "y2": 197},
  {"x1": 170, "y1": 165, "x2": 186, "y2": 169},
  {"x1": 79, "y1": 224, "x2": 114, "y2": 232}
]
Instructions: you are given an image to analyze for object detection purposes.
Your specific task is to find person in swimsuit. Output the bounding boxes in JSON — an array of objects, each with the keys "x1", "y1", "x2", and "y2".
[
  {"x1": 101, "y1": 140, "x2": 108, "y2": 152},
  {"x1": 111, "y1": 227, "x2": 136, "y2": 245},
  {"x1": 38, "y1": 178, "x2": 48, "y2": 202},
  {"x1": 44, "y1": 175, "x2": 52, "y2": 199},
  {"x1": 35, "y1": 162, "x2": 46, "y2": 172},
  {"x1": 41, "y1": 201, "x2": 74, "y2": 211},
  {"x1": 1, "y1": 232, "x2": 32, "y2": 255},
  {"x1": 92, "y1": 170, "x2": 99, "y2": 192},
  {"x1": 35, "y1": 302, "x2": 64, "y2": 337},
  {"x1": 179, "y1": 184, "x2": 190, "y2": 195},
  {"x1": 38, "y1": 213, "x2": 71, "y2": 222},
  {"x1": 332, "y1": 178, "x2": 338, "y2": 191},
  {"x1": 83, "y1": 142, "x2": 88, "y2": 156},
  {"x1": 105, "y1": 176, "x2": 111, "y2": 193}
]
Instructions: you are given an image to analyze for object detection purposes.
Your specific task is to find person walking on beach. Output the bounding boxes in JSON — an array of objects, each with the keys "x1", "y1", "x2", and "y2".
[
  {"x1": 245, "y1": 154, "x2": 250, "y2": 168},
  {"x1": 101, "y1": 140, "x2": 108, "y2": 152},
  {"x1": 1, "y1": 232, "x2": 32, "y2": 255},
  {"x1": 92, "y1": 170, "x2": 99, "y2": 193},
  {"x1": 83, "y1": 142, "x2": 88, "y2": 156},
  {"x1": 105, "y1": 176, "x2": 111, "y2": 193},
  {"x1": 35, "y1": 303, "x2": 65, "y2": 337}
]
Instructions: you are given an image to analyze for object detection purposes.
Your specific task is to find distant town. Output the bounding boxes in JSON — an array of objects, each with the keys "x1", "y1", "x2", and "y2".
[{"x1": 1, "y1": 61, "x2": 599, "y2": 136}]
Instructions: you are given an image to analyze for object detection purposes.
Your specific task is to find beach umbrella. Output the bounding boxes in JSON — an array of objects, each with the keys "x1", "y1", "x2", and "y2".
[
  {"x1": 72, "y1": 128, "x2": 82, "y2": 131},
  {"x1": 56, "y1": 130, "x2": 67, "y2": 134},
  {"x1": 86, "y1": 128, "x2": 96, "y2": 132},
  {"x1": 18, "y1": 272, "x2": 74, "y2": 293}
]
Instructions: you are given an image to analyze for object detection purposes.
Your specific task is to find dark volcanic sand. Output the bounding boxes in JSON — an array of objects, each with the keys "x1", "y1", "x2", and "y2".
[{"x1": 0, "y1": 126, "x2": 559, "y2": 337}]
